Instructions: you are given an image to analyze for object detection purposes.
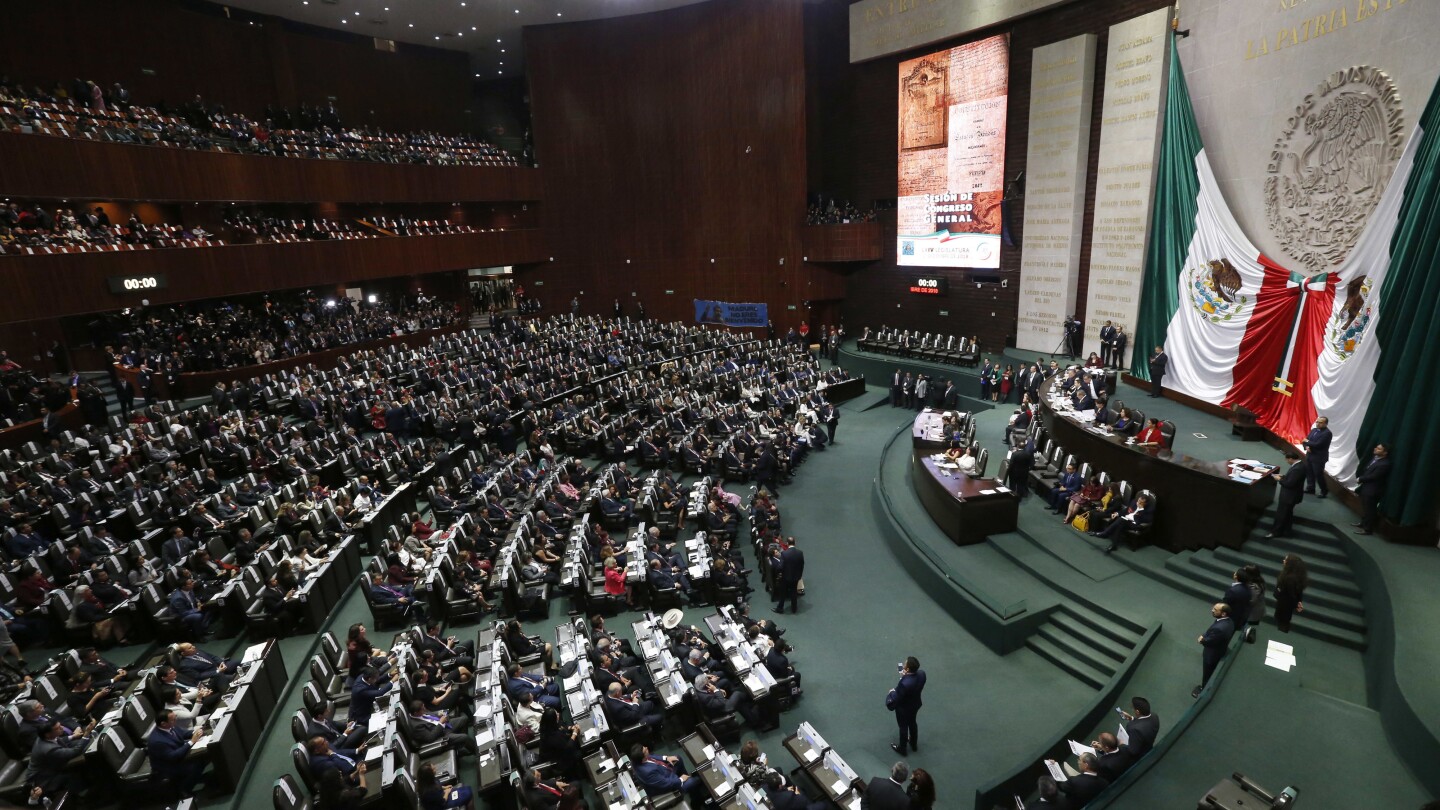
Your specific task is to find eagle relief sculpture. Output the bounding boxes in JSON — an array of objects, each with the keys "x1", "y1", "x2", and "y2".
[
  {"x1": 1325, "y1": 274, "x2": 1374, "y2": 362},
  {"x1": 1265, "y1": 66, "x2": 1404, "y2": 271},
  {"x1": 1188, "y1": 258, "x2": 1248, "y2": 323}
]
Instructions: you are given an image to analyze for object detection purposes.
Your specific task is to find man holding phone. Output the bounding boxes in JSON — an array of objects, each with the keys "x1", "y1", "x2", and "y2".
[{"x1": 887, "y1": 656, "x2": 926, "y2": 756}]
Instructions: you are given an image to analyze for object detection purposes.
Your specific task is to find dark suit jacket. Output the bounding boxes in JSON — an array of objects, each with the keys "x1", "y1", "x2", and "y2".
[
  {"x1": 1093, "y1": 747, "x2": 1136, "y2": 783},
  {"x1": 779, "y1": 547, "x2": 804, "y2": 583},
  {"x1": 1060, "y1": 772, "x2": 1109, "y2": 805},
  {"x1": 146, "y1": 727, "x2": 195, "y2": 781},
  {"x1": 861, "y1": 777, "x2": 910, "y2": 810},
  {"x1": 1124, "y1": 714, "x2": 1160, "y2": 758},
  {"x1": 1201, "y1": 617, "x2": 1236, "y2": 669},
  {"x1": 1302, "y1": 427, "x2": 1332, "y2": 460},
  {"x1": 1148, "y1": 352, "x2": 1167, "y2": 379},
  {"x1": 1277, "y1": 462, "x2": 1307, "y2": 505},
  {"x1": 1357, "y1": 455, "x2": 1391, "y2": 498},
  {"x1": 892, "y1": 670, "x2": 925, "y2": 717},
  {"x1": 1223, "y1": 581, "x2": 1251, "y2": 626}
]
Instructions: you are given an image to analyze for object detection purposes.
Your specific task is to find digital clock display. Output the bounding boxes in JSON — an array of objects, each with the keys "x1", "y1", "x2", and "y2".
[
  {"x1": 107, "y1": 274, "x2": 169, "y2": 294},
  {"x1": 908, "y1": 277, "x2": 948, "y2": 296}
]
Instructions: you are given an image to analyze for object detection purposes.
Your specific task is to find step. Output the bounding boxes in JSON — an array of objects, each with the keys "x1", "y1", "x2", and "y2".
[
  {"x1": 1176, "y1": 554, "x2": 1365, "y2": 622},
  {"x1": 1035, "y1": 621, "x2": 1121, "y2": 677},
  {"x1": 1134, "y1": 558, "x2": 1367, "y2": 650},
  {"x1": 1049, "y1": 610, "x2": 1134, "y2": 664},
  {"x1": 1060, "y1": 606, "x2": 1144, "y2": 649},
  {"x1": 1264, "y1": 530, "x2": 1352, "y2": 565},
  {"x1": 1025, "y1": 634, "x2": 1107, "y2": 690},
  {"x1": 1221, "y1": 540, "x2": 1352, "y2": 581},
  {"x1": 1207, "y1": 547, "x2": 1361, "y2": 600}
]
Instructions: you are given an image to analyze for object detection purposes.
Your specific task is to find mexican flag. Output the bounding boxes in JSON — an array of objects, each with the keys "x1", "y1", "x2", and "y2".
[{"x1": 1133, "y1": 33, "x2": 1438, "y2": 523}]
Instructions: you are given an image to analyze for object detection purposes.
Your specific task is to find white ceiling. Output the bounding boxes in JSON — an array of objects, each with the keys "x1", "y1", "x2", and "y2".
[{"x1": 212, "y1": 0, "x2": 710, "y2": 77}]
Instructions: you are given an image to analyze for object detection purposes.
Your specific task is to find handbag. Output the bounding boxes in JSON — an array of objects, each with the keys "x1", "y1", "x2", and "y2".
[
  {"x1": 796, "y1": 578, "x2": 806, "y2": 595},
  {"x1": 1072, "y1": 513, "x2": 1090, "y2": 532},
  {"x1": 885, "y1": 689, "x2": 897, "y2": 711}
]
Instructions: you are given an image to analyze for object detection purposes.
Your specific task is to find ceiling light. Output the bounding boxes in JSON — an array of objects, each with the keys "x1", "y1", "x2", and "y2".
[
  {"x1": 408, "y1": 23, "x2": 414, "y2": 27},
  {"x1": 557, "y1": 11, "x2": 563, "y2": 16},
  {"x1": 501, "y1": 49, "x2": 506, "y2": 53},
  {"x1": 434, "y1": 35, "x2": 440, "y2": 39},
  {"x1": 353, "y1": 10, "x2": 359, "y2": 15},
  {"x1": 471, "y1": 26, "x2": 476, "y2": 31},
  {"x1": 474, "y1": 73, "x2": 480, "y2": 77},
  {"x1": 496, "y1": 38, "x2": 501, "y2": 43},
  {"x1": 341, "y1": 18, "x2": 347, "y2": 23},
  {"x1": 499, "y1": 61, "x2": 504, "y2": 65}
]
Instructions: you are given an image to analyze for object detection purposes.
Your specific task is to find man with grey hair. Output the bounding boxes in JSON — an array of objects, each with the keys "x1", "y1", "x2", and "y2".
[
  {"x1": 603, "y1": 680, "x2": 663, "y2": 731},
  {"x1": 1058, "y1": 751, "x2": 1109, "y2": 805},
  {"x1": 861, "y1": 761, "x2": 910, "y2": 810}
]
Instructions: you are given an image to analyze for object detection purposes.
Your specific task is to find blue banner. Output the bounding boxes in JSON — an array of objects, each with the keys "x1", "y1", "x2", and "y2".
[{"x1": 694, "y1": 299, "x2": 768, "y2": 328}]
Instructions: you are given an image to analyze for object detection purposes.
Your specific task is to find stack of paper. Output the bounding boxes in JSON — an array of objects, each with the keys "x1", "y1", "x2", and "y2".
[
  {"x1": 1067, "y1": 740, "x2": 1096, "y2": 758},
  {"x1": 1043, "y1": 760, "x2": 1068, "y2": 782},
  {"x1": 1265, "y1": 640, "x2": 1297, "y2": 672},
  {"x1": 1117, "y1": 724, "x2": 1130, "y2": 746}
]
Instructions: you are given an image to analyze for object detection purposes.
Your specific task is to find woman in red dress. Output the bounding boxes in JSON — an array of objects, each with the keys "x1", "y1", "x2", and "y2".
[
  {"x1": 1135, "y1": 417, "x2": 1165, "y2": 447},
  {"x1": 1000, "y1": 364, "x2": 1014, "y2": 402}
]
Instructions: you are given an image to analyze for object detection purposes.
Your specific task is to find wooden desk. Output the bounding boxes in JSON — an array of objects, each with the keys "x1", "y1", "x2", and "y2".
[
  {"x1": 1037, "y1": 378, "x2": 1276, "y2": 551},
  {"x1": 910, "y1": 453, "x2": 1019, "y2": 546}
]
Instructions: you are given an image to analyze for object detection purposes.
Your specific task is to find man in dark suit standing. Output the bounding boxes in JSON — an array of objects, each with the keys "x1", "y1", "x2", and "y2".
[
  {"x1": 1148, "y1": 346, "x2": 1168, "y2": 398},
  {"x1": 890, "y1": 370, "x2": 902, "y2": 407},
  {"x1": 1222, "y1": 570, "x2": 1252, "y2": 637},
  {"x1": 1007, "y1": 440, "x2": 1035, "y2": 499},
  {"x1": 1353, "y1": 443, "x2": 1390, "y2": 535},
  {"x1": 861, "y1": 761, "x2": 911, "y2": 810},
  {"x1": 1267, "y1": 453, "x2": 1306, "y2": 538},
  {"x1": 888, "y1": 656, "x2": 925, "y2": 756},
  {"x1": 1099, "y1": 320, "x2": 1117, "y2": 368},
  {"x1": 1119, "y1": 696, "x2": 1159, "y2": 758},
  {"x1": 1193, "y1": 603, "x2": 1236, "y2": 698},
  {"x1": 774, "y1": 539, "x2": 804, "y2": 615},
  {"x1": 1301, "y1": 416, "x2": 1332, "y2": 498}
]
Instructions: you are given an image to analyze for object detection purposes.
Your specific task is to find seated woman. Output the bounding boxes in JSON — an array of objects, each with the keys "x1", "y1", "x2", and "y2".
[
  {"x1": 1094, "y1": 493, "x2": 1156, "y2": 552},
  {"x1": 1105, "y1": 407, "x2": 1135, "y2": 435},
  {"x1": 737, "y1": 739, "x2": 783, "y2": 788},
  {"x1": 504, "y1": 620, "x2": 555, "y2": 673},
  {"x1": 953, "y1": 445, "x2": 979, "y2": 476},
  {"x1": 410, "y1": 512, "x2": 435, "y2": 542},
  {"x1": 66, "y1": 671, "x2": 118, "y2": 722},
  {"x1": 1064, "y1": 475, "x2": 1106, "y2": 525},
  {"x1": 416, "y1": 762, "x2": 473, "y2": 810},
  {"x1": 1134, "y1": 418, "x2": 1165, "y2": 447},
  {"x1": 1081, "y1": 483, "x2": 1124, "y2": 533},
  {"x1": 70, "y1": 584, "x2": 132, "y2": 646},
  {"x1": 538, "y1": 708, "x2": 584, "y2": 779},
  {"x1": 1085, "y1": 352, "x2": 1105, "y2": 369}
]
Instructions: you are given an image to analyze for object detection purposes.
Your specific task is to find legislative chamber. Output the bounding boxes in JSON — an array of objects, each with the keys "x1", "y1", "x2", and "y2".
[{"x1": 0, "y1": 1, "x2": 1437, "y2": 809}]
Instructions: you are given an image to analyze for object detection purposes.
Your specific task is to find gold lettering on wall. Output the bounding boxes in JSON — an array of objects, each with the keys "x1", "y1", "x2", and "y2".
[{"x1": 1245, "y1": 0, "x2": 1409, "y2": 60}]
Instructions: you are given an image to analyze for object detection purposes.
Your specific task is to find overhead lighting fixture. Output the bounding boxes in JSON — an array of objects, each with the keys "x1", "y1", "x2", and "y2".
[
  {"x1": 501, "y1": 49, "x2": 505, "y2": 53},
  {"x1": 341, "y1": 18, "x2": 347, "y2": 23},
  {"x1": 409, "y1": 23, "x2": 414, "y2": 27}
]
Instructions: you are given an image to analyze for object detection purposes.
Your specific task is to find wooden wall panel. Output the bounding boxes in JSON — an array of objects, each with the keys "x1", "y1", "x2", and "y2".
[
  {"x1": 0, "y1": 0, "x2": 477, "y2": 134},
  {"x1": 0, "y1": 230, "x2": 547, "y2": 323},
  {"x1": 0, "y1": 133, "x2": 543, "y2": 204},
  {"x1": 521, "y1": 0, "x2": 837, "y2": 330},
  {"x1": 804, "y1": 0, "x2": 1173, "y2": 352}
]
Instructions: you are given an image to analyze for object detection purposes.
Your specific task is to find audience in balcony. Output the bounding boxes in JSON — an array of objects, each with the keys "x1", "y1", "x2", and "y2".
[
  {"x1": 97, "y1": 293, "x2": 461, "y2": 373},
  {"x1": 0, "y1": 202, "x2": 220, "y2": 255},
  {"x1": 0, "y1": 77, "x2": 519, "y2": 167},
  {"x1": 806, "y1": 197, "x2": 877, "y2": 225}
]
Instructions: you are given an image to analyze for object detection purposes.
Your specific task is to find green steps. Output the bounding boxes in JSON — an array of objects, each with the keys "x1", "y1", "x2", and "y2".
[{"x1": 1024, "y1": 605, "x2": 1144, "y2": 691}]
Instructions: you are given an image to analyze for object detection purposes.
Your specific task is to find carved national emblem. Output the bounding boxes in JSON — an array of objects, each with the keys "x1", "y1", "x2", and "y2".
[
  {"x1": 1265, "y1": 66, "x2": 1404, "y2": 271},
  {"x1": 1187, "y1": 258, "x2": 1250, "y2": 323},
  {"x1": 1325, "y1": 274, "x2": 1375, "y2": 362}
]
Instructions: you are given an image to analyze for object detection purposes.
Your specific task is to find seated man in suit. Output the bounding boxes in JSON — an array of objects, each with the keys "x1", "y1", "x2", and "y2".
[
  {"x1": 417, "y1": 622, "x2": 476, "y2": 674},
  {"x1": 861, "y1": 761, "x2": 911, "y2": 810},
  {"x1": 306, "y1": 700, "x2": 367, "y2": 751},
  {"x1": 28, "y1": 718, "x2": 93, "y2": 798},
  {"x1": 1087, "y1": 731, "x2": 1136, "y2": 783},
  {"x1": 763, "y1": 772, "x2": 828, "y2": 810},
  {"x1": 1032, "y1": 775, "x2": 1068, "y2": 808},
  {"x1": 405, "y1": 700, "x2": 478, "y2": 755},
  {"x1": 693, "y1": 673, "x2": 769, "y2": 730},
  {"x1": 630, "y1": 743, "x2": 706, "y2": 801},
  {"x1": 1048, "y1": 464, "x2": 1082, "y2": 514},
  {"x1": 1119, "y1": 696, "x2": 1159, "y2": 758},
  {"x1": 604, "y1": 681, "x2": 664, "y2": 733},
  {"x1": 167, "y1": 578, "x2": 213, "y2": 639},
  {"x1": 507, "y1": 663, "x2": 561, "y2": 710},
  {"x1": 176, "y1": 642, "x2": 238, "y2": 694},
  {"x1": 147, "y1": 711, "x2": 207, "y2": 796},
  {"x1": 347, "y1": 667, "x2": 396, "y2": 726},
  {"x1": 306, "y1": 734, "x2": 363, "y2": 787},
  {"x1": 1052, "y1": 752, "x2": 1109, "y2": 806},
  {"x1": 1095, "y1": 493, "x2": 1154, "y2": 553},
  {"x1": 160, "y1": 528, "x2": 196, "y2": 567}
]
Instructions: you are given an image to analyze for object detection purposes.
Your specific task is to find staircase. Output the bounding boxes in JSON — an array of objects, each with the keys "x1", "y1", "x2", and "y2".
[
  {"x1": 1024, "y1": 604, "x2": 1147, "y2": 689},
  {"x1": 1147, "y1": 519, "x2": 1366, "y2": 650}
]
